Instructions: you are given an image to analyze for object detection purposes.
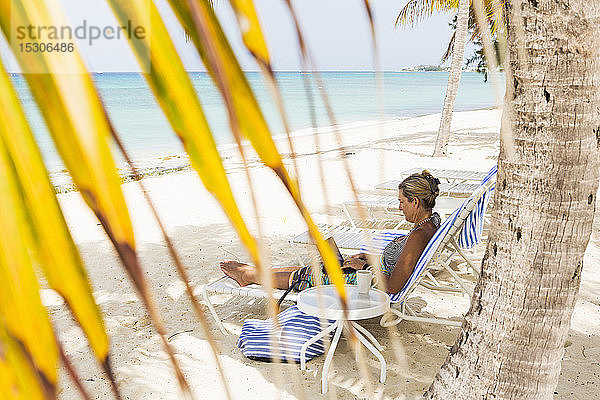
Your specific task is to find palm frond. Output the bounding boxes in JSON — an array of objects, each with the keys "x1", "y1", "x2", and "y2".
[
  {"x1": 228, "y1": 0, "x2": 302, "y2": 199},
  {"x1": 168, "y1": 0, "x2": 349, "y2": 302},
  {"x1": 0, "y1": 137, "x2": 58, "y2": 398},
  {"x1": 0, "y1": 57, "x2": 110, "y2": 376},
  {"x1": 398, "y1": 0, "x2": 505, "y2": 59},
  {"x1": 395, "y1": 0, "x2": 455, "y2": 28},
  {"x1": 0, "y1": 322, "x2": 49, "y2": 399},
  {"x1": 228, "y1": 0, "x2": 271, "y2": 70},
  {"x1": 441, "y1": 30, "x2": 455, "y2": 63},
  {"x1": 0, "y1": 0, "x2": 192, "y2": 396}
]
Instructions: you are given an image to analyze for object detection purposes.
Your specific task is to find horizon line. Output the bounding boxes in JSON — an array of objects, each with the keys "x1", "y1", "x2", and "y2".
[{"x1": 7, "y1": 69, "x2": 484, "y2": 74}]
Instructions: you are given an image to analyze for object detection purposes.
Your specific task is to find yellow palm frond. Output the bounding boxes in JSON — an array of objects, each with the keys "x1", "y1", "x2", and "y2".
[
  {"x1": 0, "y1": 137, "x2": 58, "y2": 398},
  {"x1": 228, "y1": 0, "x2": 270, "y2": 70},
  {"x1": 0, "y1": 58, "x2": 109, "y2": 372},
  {"x1": 106, "y1": 0, "x2": 260, "y2": 272},
  {"x1": 0, "y1": 0, "x2": 135, "y2": 253},
  {"x1": 0, "y1": 322, "x2": 48, "y2": 400},
  {"x1": 0, "y1": 0, "x2": 192, "y2": 395},
  {"x1": 168, "y1": 0, "x2": 348, "y2": 302}
]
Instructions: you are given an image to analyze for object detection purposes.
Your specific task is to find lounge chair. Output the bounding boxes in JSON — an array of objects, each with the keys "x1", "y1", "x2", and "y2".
[
  {"x1": 342, "y1": 167, "x2": 490, "y2": 228},
  {"x1": 374, "y1": 167, "x2": 489, "y2": 194},
  {"x1": 201, "y1": 273, "x2": 299, "y2": 335},
  {"x1": 202, "y1": 166, "x2": 497, "y2": 334},
  {"x1": 291, "y1": 195, "x2": 484, "y2": 294},
  {"x1": 375, "y1": 180, "x2": 481, "y2": 196},
  {"x1": 201, "y1": 225, "x2": 408, "y2": 335},
  {"x1": 389, "y1": 167, "x2": 488, "y2": 183},
  {"x1": 380, "y1": 165, "x2": 497, "y2": 328},
  {"x1": 341, "y1": 194, "x2": 464, "y2": 228}
]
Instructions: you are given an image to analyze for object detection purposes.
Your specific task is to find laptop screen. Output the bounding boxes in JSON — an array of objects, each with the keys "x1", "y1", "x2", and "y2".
[{"x1": 325, "y1": 236, "x2": 344, "y2": 264}]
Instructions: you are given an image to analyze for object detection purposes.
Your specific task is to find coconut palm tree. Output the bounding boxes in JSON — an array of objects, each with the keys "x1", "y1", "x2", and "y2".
[
  {"x1": 426, "y1": 0, "x2": 600, "y2": 397},
  {"x1": 434, "y1": 0, "x2": 469, "y2": 156},
  {"x1": 396, "y1": 0, "x2": 505, "y2": 156}
]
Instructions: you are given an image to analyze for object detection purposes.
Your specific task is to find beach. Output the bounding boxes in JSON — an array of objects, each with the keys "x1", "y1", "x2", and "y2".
[{"x1": 47, "y1": 109, "x2": 600, "y2": 399}]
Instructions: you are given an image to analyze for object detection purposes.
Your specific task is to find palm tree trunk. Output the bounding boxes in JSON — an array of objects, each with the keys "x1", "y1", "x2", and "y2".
[
  {"x1": 433, "y1": 0, "x2": 470, "y2": 157},
  {"x1": 426, "y1": 0, "x2": 600, "y2": 398}
]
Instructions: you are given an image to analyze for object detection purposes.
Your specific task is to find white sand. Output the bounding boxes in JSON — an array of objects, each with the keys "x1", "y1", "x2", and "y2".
[{"x1": 48, "y1": 109, "x2": 599, "y2": 399}]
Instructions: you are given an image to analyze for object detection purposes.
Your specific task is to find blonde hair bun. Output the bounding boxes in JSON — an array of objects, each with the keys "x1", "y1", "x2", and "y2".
[{"x1": 398, "y1": 170, "x2": 440, "y2": 210}]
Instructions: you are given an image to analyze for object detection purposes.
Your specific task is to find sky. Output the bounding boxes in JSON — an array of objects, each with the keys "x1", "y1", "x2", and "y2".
[{"x1": 1, "y1": 0, "x2": 461, "y2": 72}]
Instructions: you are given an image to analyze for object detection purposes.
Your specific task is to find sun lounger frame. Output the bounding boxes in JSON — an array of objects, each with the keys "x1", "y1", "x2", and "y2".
[
  {"x1": 380, "y1": 166, "x2": 496, "y2": 327},
  {"x1": 201, "y1": 166, "x2": 496, "y2": 333}
]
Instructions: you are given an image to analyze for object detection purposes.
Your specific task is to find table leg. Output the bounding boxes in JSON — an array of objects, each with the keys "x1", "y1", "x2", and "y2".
[
  {"x1": 350, "y1": 321, "x2": 384, "y2": 352},
  {"x1": 353, "y1": 327, "x2": 387, "y2": 383},
  {"x1": 300, "y1": 320, "x2": 338, "y2": 371},
  {"x1": 322, "y1": 320, "x2": 343, "y2": 394}
]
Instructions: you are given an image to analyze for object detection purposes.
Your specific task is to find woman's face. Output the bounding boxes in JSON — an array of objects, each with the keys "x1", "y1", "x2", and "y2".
[{"x1": 398, "y1": 190, "x2": 419, "y2": 223}]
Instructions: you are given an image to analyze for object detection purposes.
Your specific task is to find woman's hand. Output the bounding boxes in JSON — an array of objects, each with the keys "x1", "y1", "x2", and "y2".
[
  {"x1": 342, "y1": 257, "x2": 368, "y2": 270},
  {"x1": 349, "y1": 252, "x2": 368, "y2": 261}
]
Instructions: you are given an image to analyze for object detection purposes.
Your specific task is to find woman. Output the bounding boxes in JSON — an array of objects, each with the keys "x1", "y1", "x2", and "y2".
[{"x1": 220, "y1": 170, "x2": 441, "y2": 294}]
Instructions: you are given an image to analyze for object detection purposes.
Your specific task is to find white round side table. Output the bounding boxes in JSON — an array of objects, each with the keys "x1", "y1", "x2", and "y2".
[{"x1": 297, "y1": 284, "x2": 390, "y2": 394}]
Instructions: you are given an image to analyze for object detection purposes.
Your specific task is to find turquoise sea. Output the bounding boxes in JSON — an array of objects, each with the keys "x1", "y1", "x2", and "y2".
[{"x1": 11, "y1": 71, "x2": 503, "y2": 171}]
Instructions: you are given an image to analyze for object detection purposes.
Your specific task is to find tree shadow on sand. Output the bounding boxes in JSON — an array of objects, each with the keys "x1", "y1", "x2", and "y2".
[{"x1": 51, "y1": 221, "x2": 600, "y2": 399}]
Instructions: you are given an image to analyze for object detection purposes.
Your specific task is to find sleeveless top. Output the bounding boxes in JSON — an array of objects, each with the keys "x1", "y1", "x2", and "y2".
[
  {"x1": 381, "y1": 213, "x2": 441, "y2": 276},
  {"x1": 291, "y1": 212, "x2": 441, "y2": 291}
]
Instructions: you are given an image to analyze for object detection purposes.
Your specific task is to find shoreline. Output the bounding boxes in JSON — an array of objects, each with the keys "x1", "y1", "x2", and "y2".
[
  {"x1": 49, "y1": 117, "x2": 404, "y2": 193},
  {"x1": 49, "y1": 116, "x2": 407, "y2": 193},
  {"x1": 49, "y1": 107, "x2": 499, "y2": 194}
]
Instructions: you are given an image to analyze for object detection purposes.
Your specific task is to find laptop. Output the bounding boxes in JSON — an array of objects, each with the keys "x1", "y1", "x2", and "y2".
[
  {"x1": 325, "y1": 236, "x2": 358, "y2": 273},
  {"x1": 325, "y1": 236, "x2": 344, "y2": 264}
]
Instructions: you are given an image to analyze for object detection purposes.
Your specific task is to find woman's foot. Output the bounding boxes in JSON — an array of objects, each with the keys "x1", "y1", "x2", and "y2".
[{"x1": 220, "y1": 261, "x2": 258, "y2": 287}]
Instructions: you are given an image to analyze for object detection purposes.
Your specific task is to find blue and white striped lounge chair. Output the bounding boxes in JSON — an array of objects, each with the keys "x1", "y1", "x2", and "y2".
[
  {"x1": 203, "y1": 166, "x2": 497, "y2": 334},
  {"x1": 340, "y1": 194, "x2": 465, "y2": 228},
  {"x1": 380, "y1": 165, "x2": 497, "y2": 328},
  {"x1": 290, "y1": 226, "x2": 451, "y2": 292},
  {"x1": 291, "y1": 165, "x2": 496, "y2": 293}
]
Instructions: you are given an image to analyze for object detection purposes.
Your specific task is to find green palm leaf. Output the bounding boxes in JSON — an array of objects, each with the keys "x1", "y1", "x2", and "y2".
[
  {"x1": 396, "y1": 0, "x2": 455, "y2": 28},
  {"x1": 396, "y1": 0, "x2": 503, "y2": 36}
]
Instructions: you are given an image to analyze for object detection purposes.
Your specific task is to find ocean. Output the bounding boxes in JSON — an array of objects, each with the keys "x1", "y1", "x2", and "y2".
[{"x1": 11, "y1": 71, "x2": 503, "y2": 171}]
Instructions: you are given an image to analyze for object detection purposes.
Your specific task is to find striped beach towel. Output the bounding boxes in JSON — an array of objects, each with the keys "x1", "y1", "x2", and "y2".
[{"x1": 237, "y1": 305, "x2": 333, "y2": 363}]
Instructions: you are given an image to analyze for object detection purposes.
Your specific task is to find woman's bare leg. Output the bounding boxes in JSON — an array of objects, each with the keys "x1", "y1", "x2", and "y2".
[{"x1": 220, "y1": 261, "x2": 301, "y2": 289}]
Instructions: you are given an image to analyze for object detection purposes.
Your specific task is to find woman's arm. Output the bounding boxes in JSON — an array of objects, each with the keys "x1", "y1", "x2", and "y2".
[{"x1": 383, "y1": 229, "x2": 429, "y2": 294}]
